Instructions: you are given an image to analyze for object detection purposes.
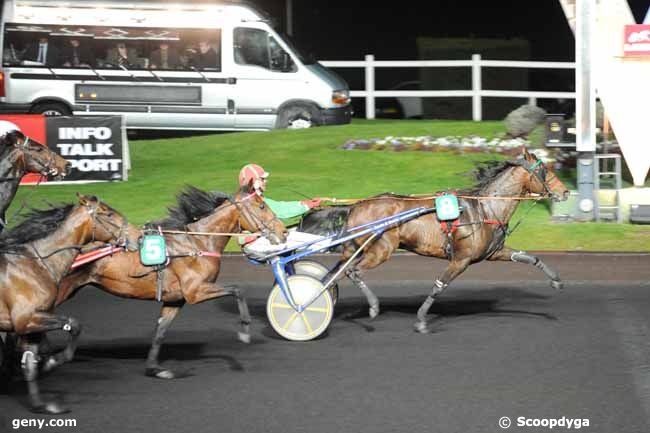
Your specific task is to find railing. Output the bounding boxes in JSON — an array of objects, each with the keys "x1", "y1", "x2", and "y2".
[{"x1": 321, "y1": 54, "x2": 576, "y2": 121}]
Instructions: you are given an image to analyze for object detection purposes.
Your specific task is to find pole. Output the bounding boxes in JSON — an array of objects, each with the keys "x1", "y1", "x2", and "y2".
[
  {"x1": 575, "y1": 0, "x2": 596, "y2": 221},
  {"x1": 286, "y1": 0, "x2": 293, "y2": 36}
]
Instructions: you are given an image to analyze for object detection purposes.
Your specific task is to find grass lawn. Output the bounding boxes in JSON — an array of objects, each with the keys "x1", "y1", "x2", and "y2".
[{"x1": 9, "y1": 119, "x2": 650, "y2": 252}]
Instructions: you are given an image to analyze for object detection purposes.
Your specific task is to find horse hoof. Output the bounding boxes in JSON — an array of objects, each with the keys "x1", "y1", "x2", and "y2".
[
  {"x1": 145, "y1": 368, "x2": 176, "y2": 380},
  {"x1": 413, "y1": 322, "x2": 430, "y2": 334},
  {"x1": 551, "y1": 280, "x2": 564, "y2": 291},
  {"x1": 32, "y1": 402, "x2": 69, "y2": 415},
  {"x1": 369, "y1": 306, "x2": 380, "y2": 319},
  {"x1": 42, "y1": 356, "x2": 59, "y2": 373},
  {"x1": 238, "y1": 332, "x2": 251, "y2": 344}
]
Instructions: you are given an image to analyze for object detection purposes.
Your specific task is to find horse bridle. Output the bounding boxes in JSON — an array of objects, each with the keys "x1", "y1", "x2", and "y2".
[
  {"x1": 85, "y1": 200, "x2": 131, "y2": 249},
  {"x1": 229, "y1": 193, "x2": 284, "y2": 244},
  {"x1": 20, "y1": 136, "x2": 62, "y2": 177},
  {"x1": 17, "y1": 201, "x2": 130, "y2": 284},
  {"x1": 521, "y1": 158, "x2": 562, "y2": 199}
]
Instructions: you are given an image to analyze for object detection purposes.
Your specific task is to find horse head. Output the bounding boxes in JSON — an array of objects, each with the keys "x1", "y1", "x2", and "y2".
[
  {"x1": 521, "y1": 148, "x2": 569, "y2": 202},
  {"x1": 76, "y1": 193, "x2": 130, "y2": 245},
  {"x1": 4, "y1": 130, "x2": 71, "y2": 180},
  {"x1": 234, "y1": 191, "x2": 287, "y2": 244}
]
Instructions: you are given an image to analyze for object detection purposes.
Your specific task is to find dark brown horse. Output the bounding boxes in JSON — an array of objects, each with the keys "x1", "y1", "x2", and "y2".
[
  {"x1": 0, "y1": 130, "x2": 71, "y2": 231},
  {"x1": 57, "y1": 187, "x2": 286, "y2": 379},
  {"x1": 302, "y1": 149, "x2": 569, "y2": 333},
  {"x1": 0, "y1": 194, "x2": 129, "y2": 414}
]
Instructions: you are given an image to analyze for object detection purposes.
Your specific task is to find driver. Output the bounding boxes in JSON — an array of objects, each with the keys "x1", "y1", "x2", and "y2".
[{"x1": 237, "y1": 163, "x2": 330, "y2": 258}]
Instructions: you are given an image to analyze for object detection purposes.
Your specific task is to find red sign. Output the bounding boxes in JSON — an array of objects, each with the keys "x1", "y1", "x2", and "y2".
[
  {"x1": 0, "y1": 114, "x2": 47, "y2": 184},
  {"x1": 623, "y1": 24, "x2": 650, "y2": 56}
]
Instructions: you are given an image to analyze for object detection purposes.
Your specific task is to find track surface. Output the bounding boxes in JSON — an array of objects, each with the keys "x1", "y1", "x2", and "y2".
[{"x1": 1, "y1": 253, "x2": 649, "y2": 433}]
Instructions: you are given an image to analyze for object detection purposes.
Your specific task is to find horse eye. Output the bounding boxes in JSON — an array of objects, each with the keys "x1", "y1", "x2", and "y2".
[{"x1": 259, "y1": 203, "x2": 266, "y2": 210}]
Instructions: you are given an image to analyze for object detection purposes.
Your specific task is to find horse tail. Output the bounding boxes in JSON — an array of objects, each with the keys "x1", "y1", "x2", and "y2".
[{"x1": 298, "y1": 206, "x2": 351, "y2": 238}]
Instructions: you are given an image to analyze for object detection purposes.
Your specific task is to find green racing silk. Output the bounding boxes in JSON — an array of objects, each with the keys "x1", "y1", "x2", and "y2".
[{"x1": 264, "y1": 197, "x2": 310, "y2": 225}]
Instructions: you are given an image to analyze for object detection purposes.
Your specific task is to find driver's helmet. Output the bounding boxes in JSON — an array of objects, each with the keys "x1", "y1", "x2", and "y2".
[
  {"x1": 0, "y1": 121, "x2": 21, "y2": 138},
  {"x1": 238, "y1": 163, "x2": 269, "y2": 188}
]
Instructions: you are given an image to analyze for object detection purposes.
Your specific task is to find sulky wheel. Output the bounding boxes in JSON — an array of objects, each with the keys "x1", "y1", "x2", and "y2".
[
  {"x1": 293, "y1": 260, "x2": 339, "y2": 305},
  {"x1": 266, "y1": 275, "x2": 333, "y2": 341}
]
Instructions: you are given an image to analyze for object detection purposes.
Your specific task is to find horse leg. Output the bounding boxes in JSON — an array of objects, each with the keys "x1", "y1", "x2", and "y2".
[
  {"x1": 414, "y1": 257, "x2": 471, "y2": 334},
  {"x1": 13, "y1": 312, "x2": 82, "y2": 413},
  {"x1": 40, "y1": 318, "x2": 82, "y2": 374},
  {"x1": 344, "y1": 234, "x2": 396, "y2": 319},
  {"x1": 19, "y1": 335, "x2": 68, "y2": 414},
  {"x1": 489, "y1": 247, "x2": 563, "y2": 290},
  {"x1": 145, "y1": 303, "x2": 182, "y2": 379},
  {"x1": 183, "y1": 283, "x2": 252, "y2": 344}
]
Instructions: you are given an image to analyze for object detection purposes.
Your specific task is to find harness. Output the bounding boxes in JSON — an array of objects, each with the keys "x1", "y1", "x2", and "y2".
[
  {"x1": 435, "y1": 157, "x2": 555, "y2": 259},
  {"x1": 125, "y1": 194, "x2": 273, "y2": 302}
]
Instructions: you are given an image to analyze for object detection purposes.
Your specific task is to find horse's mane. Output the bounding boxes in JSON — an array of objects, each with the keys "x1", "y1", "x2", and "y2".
[
  {"x1": 459, "y1": 159, "x2": 524, "y2": 194},
  {"x1": 0, "y1": 203, "x2": 75, "y2": 249},
  {"x1": 152, "y1": 185, "x2": 230, "y2": 230}
]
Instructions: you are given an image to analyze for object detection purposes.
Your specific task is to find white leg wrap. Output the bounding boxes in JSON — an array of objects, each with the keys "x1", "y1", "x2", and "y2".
[{"x1": 511, "y1": 250, "x2": 525, "y2": 262}]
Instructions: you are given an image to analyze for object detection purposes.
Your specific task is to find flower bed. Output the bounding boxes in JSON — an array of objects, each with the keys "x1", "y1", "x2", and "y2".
[{"x1": 341, "y1": 135, "x2": 531, "y2": 156}]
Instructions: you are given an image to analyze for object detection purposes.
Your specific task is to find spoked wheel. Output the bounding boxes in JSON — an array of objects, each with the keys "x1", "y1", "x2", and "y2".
[
  {"x1": 293, "y1": 260, "x2": 339, "y2": 305},
  {"x1": 266, "y1": 275, "x2": 333, "y2": 341}
]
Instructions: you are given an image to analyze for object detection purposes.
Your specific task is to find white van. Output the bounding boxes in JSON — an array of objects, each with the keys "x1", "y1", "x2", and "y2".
[{"x1": 0, "y1": 0, "x2": 352, "y2": 130}]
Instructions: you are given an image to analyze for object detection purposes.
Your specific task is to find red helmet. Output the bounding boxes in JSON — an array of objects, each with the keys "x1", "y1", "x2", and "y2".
[{"x1": 238, "y1": 163, "x2": 269, "y2": 188}]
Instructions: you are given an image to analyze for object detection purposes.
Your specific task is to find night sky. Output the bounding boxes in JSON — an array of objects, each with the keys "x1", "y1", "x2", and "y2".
[{"x1": 255, "y1": 0, "x2": 650, "y2": 93}]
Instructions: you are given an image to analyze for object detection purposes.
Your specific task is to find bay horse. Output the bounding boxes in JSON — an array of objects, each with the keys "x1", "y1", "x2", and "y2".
[
  {"x1": 301, "y1": 149, "x2": 569, "y2": 333},
  {"x1": 57, "y1": 186, "x2": 286, "y2": 379},
  {"x1": 0, "y1": 130, "x2": 71, "y2": 231},
  {"x1": 0, "y1": 194, "x2": 129, "y2": 414}
]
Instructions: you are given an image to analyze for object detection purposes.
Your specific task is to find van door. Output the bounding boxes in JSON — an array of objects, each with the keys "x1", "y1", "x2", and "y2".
[{"x1": 230, "y1": 25, "x2": 307, "y2": 129}]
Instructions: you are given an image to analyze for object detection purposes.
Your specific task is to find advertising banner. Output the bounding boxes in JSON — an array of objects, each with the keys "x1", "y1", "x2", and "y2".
[
  {"x1": 0, "y1": 114, "x2": 129, "y2": 184},
  {"x1": 623, "y1": 24, "x2": 650, "y2": 56},
  {"x1": 45, "y1": 116, "x2": 128, "y2": 182}
]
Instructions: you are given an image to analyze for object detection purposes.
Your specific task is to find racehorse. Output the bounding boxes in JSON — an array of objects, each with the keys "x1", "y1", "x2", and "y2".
[
  {"x1": 0, "y1": 194, "x2": 130, "y2": 414},
  {"x1": 300, "y1": 149, "x2": 569, "y2": 333},
  {"x1": 57, "y1": 186, "x2": 287, "y2": 379},
  {"x1": 0, "y1": 130, "x2": 71, "y2": 231}
]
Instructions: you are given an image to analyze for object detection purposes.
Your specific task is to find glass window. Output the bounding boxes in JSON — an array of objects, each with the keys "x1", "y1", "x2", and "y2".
[
  {"x1": 2, "y1": 24, "x2": 222, "y2": 72},
  {"x1": 234, "y1": 27, "x2": 296, "y2": 72}
]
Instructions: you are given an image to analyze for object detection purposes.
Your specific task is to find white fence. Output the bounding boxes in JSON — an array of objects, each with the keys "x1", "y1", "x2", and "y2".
[{"x1": 321, "y1": 54, "x2": 576, "y2": 121}]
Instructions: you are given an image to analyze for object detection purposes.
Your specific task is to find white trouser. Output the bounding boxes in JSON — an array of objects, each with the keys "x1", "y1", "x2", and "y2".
[{"x1": 244, "y1": 230, "x2": 331, "y2": 258}]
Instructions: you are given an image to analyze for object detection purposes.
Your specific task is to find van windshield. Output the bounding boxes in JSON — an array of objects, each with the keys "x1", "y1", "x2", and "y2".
[{"x1": 277, "y1": 33, "x2": 317, "y2": 65}]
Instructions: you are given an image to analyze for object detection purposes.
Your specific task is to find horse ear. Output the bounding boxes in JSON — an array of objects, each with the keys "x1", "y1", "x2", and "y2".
[
  {"x1": 522, "y1": 147, "x2": 533, "y2": 159},
  {"x1": 77, "y1": 193, "x2": 89, "y2": 206}
]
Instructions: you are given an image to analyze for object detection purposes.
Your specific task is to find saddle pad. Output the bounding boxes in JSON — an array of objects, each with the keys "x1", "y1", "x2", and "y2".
[
  {"x1": 140, "y1": 234, "x2": 167, "y2": 266},
  {"x1": 435, "y1": 194, "x2": 460, "y2": 221}
]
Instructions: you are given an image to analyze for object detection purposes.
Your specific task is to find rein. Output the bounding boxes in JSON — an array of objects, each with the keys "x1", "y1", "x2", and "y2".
[
  {"x1": 158, "y1": 229, "x2": 262, "y2": 237},
  {"x1": 322, "y1": 193, "x2": 547, "y2": 206}
]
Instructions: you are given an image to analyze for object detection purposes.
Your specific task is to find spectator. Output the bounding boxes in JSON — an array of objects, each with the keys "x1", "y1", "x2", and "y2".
[
  {"x1": 61, "y1": 38, "x2": 95, "y2": 67},
  {"x1": 149, "y1": 42, "x2": 180, "y2": 70},
  {"x1": 187, "y1": 40, "x2": 219, "y2": 70},
  {"x1": 22, "y1": 36, "x2": 61, "y2": 66},
  {"x1": 105, "y1": 42, "x2": 138, "y2": 68}
]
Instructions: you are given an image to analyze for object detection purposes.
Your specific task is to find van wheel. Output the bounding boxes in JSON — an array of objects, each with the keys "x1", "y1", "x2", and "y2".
[
  {"x1": 31, "y1": 102, "x2": 71, "y2": 117},
  {"x1": 276, "y1": 104, "x2": 320, "y2": 129}
]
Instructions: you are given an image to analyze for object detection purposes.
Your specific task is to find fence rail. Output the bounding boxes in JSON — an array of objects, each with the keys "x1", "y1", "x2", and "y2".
[{"x1": 321, "y1": 54, "x2": 576, "y2": 121}]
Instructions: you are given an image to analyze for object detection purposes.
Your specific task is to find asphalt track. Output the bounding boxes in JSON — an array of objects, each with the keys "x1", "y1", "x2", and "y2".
[{"x1": 1, "y1": 253, "x2": 649, "y2": 433}]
